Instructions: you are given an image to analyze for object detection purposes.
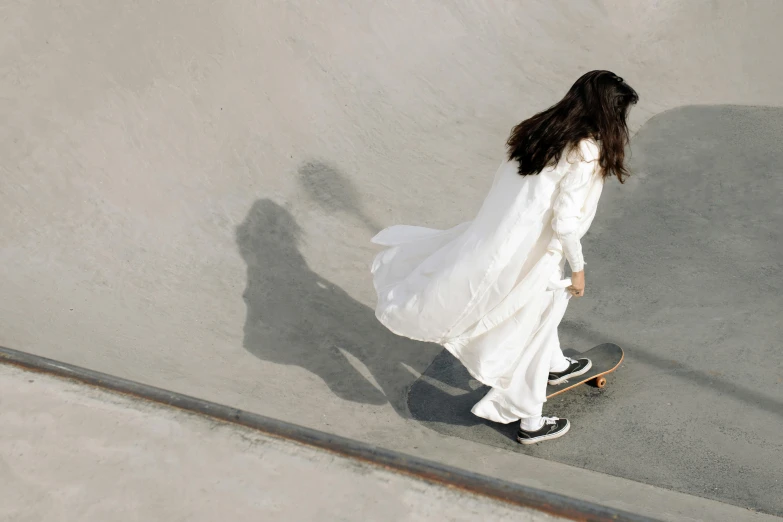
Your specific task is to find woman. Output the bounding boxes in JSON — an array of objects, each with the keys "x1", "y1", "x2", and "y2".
[{"x1": 371, "y1": 70, "x2": 639, "y2": 444}]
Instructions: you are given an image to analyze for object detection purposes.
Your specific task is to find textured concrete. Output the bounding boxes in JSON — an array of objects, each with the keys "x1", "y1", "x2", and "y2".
[
  {"x1": 2, "y1": 1, "x2": 783, "y2": 520},
  {"x1": 409, "y1": 106, "x2": 783, "y2": 515},
  {"x1": 0, "y1": 365, "x2": 558, "y2": 522}
]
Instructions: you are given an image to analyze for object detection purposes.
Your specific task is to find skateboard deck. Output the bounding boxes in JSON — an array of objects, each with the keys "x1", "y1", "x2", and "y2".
[{"x1": 546, "y1": 343, "x2": 624, "y2": 399}]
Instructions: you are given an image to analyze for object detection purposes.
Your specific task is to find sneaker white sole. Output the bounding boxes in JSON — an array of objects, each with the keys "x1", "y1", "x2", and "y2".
[
  {"x1": 548, "y1": 359, "x2": 593, "y2": 385},
  {"x1": 517, "y1": 420, "x2": 571, "y2": 445}
]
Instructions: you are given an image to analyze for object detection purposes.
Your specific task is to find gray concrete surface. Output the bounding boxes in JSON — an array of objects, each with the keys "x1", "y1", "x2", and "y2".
[
  {"x1": 0, "y1": 365, "x2": 559, "y2": 522},
  {"x1": 2, "y1": 0, "x2": 782, "y2": 520},
  {"x1": 409, "y1": 105, "x2": 783, "y2": 514}
]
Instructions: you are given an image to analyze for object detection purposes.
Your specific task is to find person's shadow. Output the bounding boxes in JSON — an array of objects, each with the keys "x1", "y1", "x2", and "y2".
[{"x1": 236, "y1": 169, "x2": 441, "y2": 415}]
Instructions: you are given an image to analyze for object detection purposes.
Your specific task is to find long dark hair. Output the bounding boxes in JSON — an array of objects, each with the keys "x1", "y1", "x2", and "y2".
[{"x1": 506, "y1": 70, "x2": 639, "y2": 183}]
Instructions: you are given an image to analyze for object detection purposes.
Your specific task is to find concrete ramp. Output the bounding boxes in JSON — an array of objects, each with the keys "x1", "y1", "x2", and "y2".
[
  {"x1": 0, "y1": 362, "x2": 569, "y2": 521},
  {"x1": 2, "y1": 1, "x2": 783, "y2": 518}
]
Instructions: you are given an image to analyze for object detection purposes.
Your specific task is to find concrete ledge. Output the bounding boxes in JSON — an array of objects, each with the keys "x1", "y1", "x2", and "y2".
[{"x1": 0, "y1": 345, "x2": 656, "y2": 522}]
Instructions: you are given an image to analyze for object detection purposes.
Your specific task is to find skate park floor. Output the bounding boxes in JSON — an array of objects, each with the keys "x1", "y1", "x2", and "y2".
[
  {"x1": 2, "y1": 1, "x2": 783, "y2": 520},
  {"x1": 0, "y1": 363, "x2": 564, "y2": 522}
]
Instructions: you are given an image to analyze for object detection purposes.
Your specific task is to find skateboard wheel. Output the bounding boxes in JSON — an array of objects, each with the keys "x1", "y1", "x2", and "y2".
[{"x1": 595, "y1": 376, "x2": 607, "y2": 388}]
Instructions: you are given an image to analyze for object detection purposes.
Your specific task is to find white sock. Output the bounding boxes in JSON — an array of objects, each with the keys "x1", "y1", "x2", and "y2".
[
  {"x1": 519, "y1": 415, "x2": 544, "y2": 431},
  {"x1": 550, "y1": 356, "x2": 571, "y2": 373}
]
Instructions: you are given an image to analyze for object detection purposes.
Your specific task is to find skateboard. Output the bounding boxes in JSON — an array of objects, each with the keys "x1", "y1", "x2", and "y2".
[{"x1": 546, "y1": 343, "x2": 624, "y2": 398}]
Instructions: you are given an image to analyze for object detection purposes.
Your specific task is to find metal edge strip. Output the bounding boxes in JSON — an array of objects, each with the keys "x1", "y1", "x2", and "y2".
[{"x1": 0, "y1": 346, "x2": 657, "y2": 522}]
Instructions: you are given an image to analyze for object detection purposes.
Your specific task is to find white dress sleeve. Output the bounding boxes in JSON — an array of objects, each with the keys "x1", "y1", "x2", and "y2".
[{"x1": 552, "y1": 151, "x2": 597, "y2": 272}]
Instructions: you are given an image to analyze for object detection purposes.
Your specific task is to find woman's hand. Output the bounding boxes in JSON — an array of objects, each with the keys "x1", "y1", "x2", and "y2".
[{"x1": 568, "y1": 270, "x2": 585, "y2": 297}]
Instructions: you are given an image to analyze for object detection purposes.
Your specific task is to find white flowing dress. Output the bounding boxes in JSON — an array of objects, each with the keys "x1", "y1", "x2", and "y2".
[{"x1": 371, "y1": 139, "x2": 605, "y2": 422}]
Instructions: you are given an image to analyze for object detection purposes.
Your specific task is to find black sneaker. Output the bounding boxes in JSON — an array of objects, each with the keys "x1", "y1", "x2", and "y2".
[
  {"x1": 516, "y1": 417, "x2": 570, "y2": 444},
  {"x1": 548, "y1": 357, "x2": 592, "y2": 385}
]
